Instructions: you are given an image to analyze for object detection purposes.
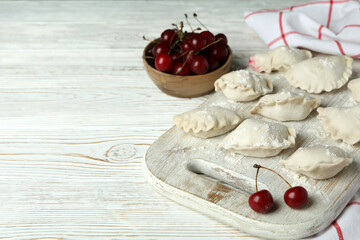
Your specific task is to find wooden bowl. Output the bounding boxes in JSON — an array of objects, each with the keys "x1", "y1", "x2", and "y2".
[{"x1": 143, "y1": 39, "x2": 232, "y2": 98}]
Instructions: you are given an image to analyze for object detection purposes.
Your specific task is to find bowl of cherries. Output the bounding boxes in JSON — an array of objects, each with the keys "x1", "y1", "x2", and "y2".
[{"x1": 143, "y1": 14, "x2": 232, "y2": 98}]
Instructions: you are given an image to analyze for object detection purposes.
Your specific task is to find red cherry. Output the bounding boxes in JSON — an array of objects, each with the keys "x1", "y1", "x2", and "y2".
[
  {"x1": 190, "y1": 55, "x2": 209, "y2": 75},
  {"x1": 209, "y1": 44, "x2": 229, "y2": 62},
  {"x1": 171, "y1": 52, "x2": 182, "y2": 64},
  {"x1": 189, "y1": 33, "x2": 207, "y2": 51},
  {"x1": 215, "y1": 33, "x2": 228, "y2": 45},
  {"x1": 249, "y1": 190, "x2": 274, "y2": 213},
  {"x1": 152, "y1": 43, "x2": 170, "y2": 57},
  {"x1": 181, "y1": 39, "x2": 192, "y2": 53},
  {"x1": 161, "y1": 29, "x2": 176, "y2": 45},
  {"x1": 155, "y1": 53, "x2": 173, "y2": 73},
  {"x1": 200, "y1": 31, "x2": 215, "y2": 45},
  {"x1": 284, "y1": 186, "x2": 308, "y2": 209},
  {"x1": 207, "y1": 57, "x2": 219, "y2": 71},
  {"x1": 172, "y1": 62, "x2": 191, "y2": 76}
]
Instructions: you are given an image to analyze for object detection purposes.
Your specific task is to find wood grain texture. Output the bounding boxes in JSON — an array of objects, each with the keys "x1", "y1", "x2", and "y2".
[{"x1": 0, "y1": 0, "x2": 337, "y2": 239}]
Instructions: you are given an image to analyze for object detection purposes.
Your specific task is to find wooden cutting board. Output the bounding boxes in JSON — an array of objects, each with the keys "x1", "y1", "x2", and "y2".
[{"x1": 144, "y1": 64, "x2": 360, "y2": 240}]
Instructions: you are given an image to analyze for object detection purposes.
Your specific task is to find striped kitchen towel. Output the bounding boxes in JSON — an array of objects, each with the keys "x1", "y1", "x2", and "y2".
[
  {"x1": 244, "y1": 0, "x2": 360, "y2": 57},
  {"x1": 309, "y1": 189, "x2": 360, "y2": 240}
]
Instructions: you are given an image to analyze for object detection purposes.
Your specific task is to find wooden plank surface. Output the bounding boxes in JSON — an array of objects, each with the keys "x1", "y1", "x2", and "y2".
[{"x1": 0, "y1": 0, "x2": 347, "y2": 239}]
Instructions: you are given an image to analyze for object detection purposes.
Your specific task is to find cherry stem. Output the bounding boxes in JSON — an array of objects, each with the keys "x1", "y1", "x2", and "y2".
[
  {"x1": 255, "y1": 167, "x2": 259, "y2": 192},
  {"x1": 176, "y1": 51, "x2": 193, "y2": 74},
  {"x1": 176, "y1": 51, "x2": 194, "y2": 74},
  {"x1": 253, "y1": 164, "x2": 292, "y2": 188},
  {"x1": 176, "y1": 61, "x2": 186, "y2": 75},
  {"x1": 168, "y1": 38, "x2": 181, "y2": 54},
  {"x1": 143, "y1": 36, "x2": 152, "y2": 42},
  {"x1": 195, "y1": 38, "x2": 222, "y2": 54},
  {"x1": 193, "y1": 13, "x2": 209, "y2": 31},
  {"x1": 172, "y1": 23, "x2": 179, "y2": 30},
  {"x1": 180, "y1": 49, "x2": 194, "y2": 57},
  {"x1": 144, "y1": 56, "x2": 155, "y2": 59},
  {"x1": 143, "y1": 36, "x2": 161, "y2": 44},
  {"x1": 184, "y1": 13, "x2": 193, "y2": 31}
]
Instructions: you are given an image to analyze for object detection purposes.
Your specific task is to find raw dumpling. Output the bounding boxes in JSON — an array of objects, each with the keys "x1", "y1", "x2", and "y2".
[
  {"x1": 249, "y1": 46, "x2": 312, "y2": 73},
  {"x1": 214, "y1": 70, "x2": 273, "y2": 102},
  {"x1": 173, "y1": 106, "x2": 244, "y2": 138},
  {"x1": 317, "y1": 106, "x2": 360, "y2": 144},
  {"x1": 250, "y1": 92, "x2": 321, "y2": 121},
  {"x1": 219, "y1": 119, "x2": 296, "y2": 157},
  {"x1": 281, "y1": 145, "x2": 353, "y2": 180},
  {"x1": 285, "y1": 55, "x2": 353, "y2": 93},
  {"x1": 348, "y1": 78, "x2": 360, "y2": 102}
]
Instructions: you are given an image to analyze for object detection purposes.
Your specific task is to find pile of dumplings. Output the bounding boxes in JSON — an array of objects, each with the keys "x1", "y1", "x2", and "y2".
[{"x1": 173, "y1": 46, "x2": 360, "y2": 180}]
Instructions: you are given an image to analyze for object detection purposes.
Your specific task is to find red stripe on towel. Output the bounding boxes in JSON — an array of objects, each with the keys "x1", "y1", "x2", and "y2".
[
  {"x1": 337, "y1": 24, "x2": 360, "y2": 34},
  {"x1": 268, "y1": 31, "x2": 314, "y2": 47},
  {"x1": 335, "y1": 40, "x2": 345, "y2": 55},
  {"x1": 327, "y1": 0, "x2": 334, "y2": 28},
  {"x1": 318, "y1": 25, "x2": 324, "y2": 39},
  {"x1": 332, "y1": 221, "x2": 344, "y2": 240},
  {"x1": 244, "y1": 0, "x2": 349, "y2": 19},
  {"x1": 279, "y1": 12, "x2": 288, "y2": 46},
  {"x1": 347, "y1": 201, "x2": 360, "y2": 206}
]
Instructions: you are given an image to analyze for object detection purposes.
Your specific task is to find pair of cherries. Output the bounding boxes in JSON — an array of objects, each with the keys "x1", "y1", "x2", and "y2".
[{"x1": 249, "y1": 164, "x2": 308, "y2": 213}]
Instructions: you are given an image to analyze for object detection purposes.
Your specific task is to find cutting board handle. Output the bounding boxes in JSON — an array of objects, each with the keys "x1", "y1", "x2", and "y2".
[{"x1": 186, "y1": 158, "x2": 268, "y2": 195}]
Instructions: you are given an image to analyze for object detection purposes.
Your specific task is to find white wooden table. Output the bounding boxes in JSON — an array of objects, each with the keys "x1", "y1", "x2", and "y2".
[{"x1": 0, "y1": 0, "x2": 310, "y2": 239}]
